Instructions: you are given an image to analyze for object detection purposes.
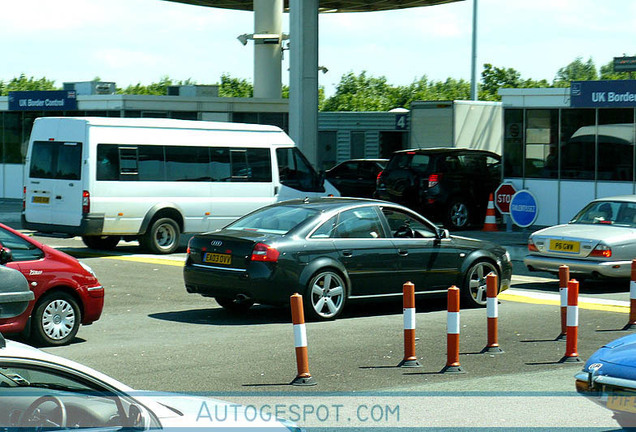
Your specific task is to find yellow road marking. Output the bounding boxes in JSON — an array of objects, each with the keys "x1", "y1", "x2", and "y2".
[
  {"x1": 500, "y1": 292, "x2": 629, "y2": 314},
  {"x1": 103, "y1": 255, "x2": 185, "y2": 267}
]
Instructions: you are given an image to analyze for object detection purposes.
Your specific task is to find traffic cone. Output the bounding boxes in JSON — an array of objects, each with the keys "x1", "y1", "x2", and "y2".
[{"x1": 482, "y1": 193, "x2": 498, "y2": 232}]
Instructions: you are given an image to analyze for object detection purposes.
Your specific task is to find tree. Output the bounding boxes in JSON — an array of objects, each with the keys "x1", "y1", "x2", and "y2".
[
  {"x1": 218, "y1": 73, "x2": 253, "y2": 98},
  {"x1": 321, "y1": 71, "x2": 399, "y2": 111},
  {"x1": 554, "y1": 57, "x2": 598, "y2": 86},
  {"x1": 1, "y1": 74, "x2": 58, "y2": 95},
  {"x1": 600, "y1": 58, "x2": 634, "y2": 80},
  {"x1": 118, "y1": 76, "x2": 196, "y2": 95}
]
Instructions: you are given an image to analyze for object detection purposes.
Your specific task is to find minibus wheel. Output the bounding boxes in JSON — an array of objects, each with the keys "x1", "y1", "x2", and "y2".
[{"x1": 140, "y1": 217, "x2": 180, "y2": 254}]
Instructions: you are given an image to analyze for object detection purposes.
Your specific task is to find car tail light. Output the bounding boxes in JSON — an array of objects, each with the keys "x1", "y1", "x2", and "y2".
[
  {"x1": 251, "y1": 243, "x2": 280, "y2": 262},
  {"x1": 82, "y1": 190, "x2": 90, "y2": 214},
  {"x1": 428, "y1": 173, "x2": 442, "y2": 188},
  {"x1": 376, "y1": 170, "x2": 383, "y2": 187},
  {"x1": 528, "y1": 239, "x2": 539, "y2": 252},
  {"x1": 590, "y1": 244, "x2": 612, "y2": 258}
]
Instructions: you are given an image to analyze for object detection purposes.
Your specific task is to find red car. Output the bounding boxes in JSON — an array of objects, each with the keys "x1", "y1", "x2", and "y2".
[{"x1": 0, "y1": 223, "x2": 103, "y2": 346}]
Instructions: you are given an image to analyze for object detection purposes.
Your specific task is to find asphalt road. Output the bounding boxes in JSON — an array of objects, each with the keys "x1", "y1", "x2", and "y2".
[{"x1": 10, "y1": 234, "x2": 635, "y2": 430}]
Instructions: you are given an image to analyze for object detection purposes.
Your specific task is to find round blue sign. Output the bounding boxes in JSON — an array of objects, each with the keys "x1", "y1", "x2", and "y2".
[{"x1": 509, "y1": 190, "x2": 538, "y2": 228}]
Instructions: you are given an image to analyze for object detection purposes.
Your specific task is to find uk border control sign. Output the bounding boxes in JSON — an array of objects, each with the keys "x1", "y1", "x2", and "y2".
[{"x1": 509, "y1": 190, "x2": 538, "y2": 228}]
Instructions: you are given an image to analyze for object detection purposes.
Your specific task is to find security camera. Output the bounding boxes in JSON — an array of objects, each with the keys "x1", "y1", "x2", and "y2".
[{"x1": 237, "y1": 34, "x2": 252, "y2": 46}]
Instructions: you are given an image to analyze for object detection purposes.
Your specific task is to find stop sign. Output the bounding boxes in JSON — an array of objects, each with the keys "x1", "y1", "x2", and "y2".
[{"x1": 494, "y1": 183, "x2": 517, "y2": 214}]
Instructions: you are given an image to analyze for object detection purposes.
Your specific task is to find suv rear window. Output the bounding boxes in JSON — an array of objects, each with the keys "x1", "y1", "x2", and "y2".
[
  {"x1": 386, "y1": 153, "x2": 432, "y2": 173},
  {"x1": 29, "y1": 141, "x2": 82, "y2": 180}
]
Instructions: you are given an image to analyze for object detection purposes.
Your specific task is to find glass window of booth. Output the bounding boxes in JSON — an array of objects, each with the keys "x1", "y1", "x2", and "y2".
[{"x1": 525, "y1": 109, "x2": 558, "y2": 178}]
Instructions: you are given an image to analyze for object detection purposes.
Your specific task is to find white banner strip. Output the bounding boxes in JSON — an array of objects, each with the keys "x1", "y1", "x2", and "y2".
[
  {"x1": 567, "y1": 305, "x2": 579, "y2": 327},
  {"x1": 487, "y1": 297, "x2": 498, "y2": 318},
  {"x1": 447, "y1": 312, "x2": 460, "y2": 334},
  {"x1": 560, "y1": 287, "x2": 568, "y2": 307},
  {"x1": 293, "y1": 324, "x2": 307, "y2": 348},
  {"x1": 403, "y1": 308, "x2": 416, "y2": 330}
]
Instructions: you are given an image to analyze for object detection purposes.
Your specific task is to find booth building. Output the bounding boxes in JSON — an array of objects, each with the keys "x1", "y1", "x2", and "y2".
[{"x1": 500, "y1": 80, "x2": 636, "y2": 226}]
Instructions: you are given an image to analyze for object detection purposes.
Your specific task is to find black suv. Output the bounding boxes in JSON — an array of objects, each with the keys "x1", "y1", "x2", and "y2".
[{"x1": 375, "y1": 148, "x2": 501, "y2": 229}]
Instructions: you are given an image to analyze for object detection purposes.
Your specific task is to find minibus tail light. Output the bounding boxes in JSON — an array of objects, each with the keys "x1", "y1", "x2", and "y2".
[
  {"x1": 251, "y1": 243, "x2": 280, "y2": 262},
  {"x1": 82, "y1": 190, "x2": 90, "y2": 214},
  {"x1": 22, "y1": 186, "x2": 26, "y2": 211}
]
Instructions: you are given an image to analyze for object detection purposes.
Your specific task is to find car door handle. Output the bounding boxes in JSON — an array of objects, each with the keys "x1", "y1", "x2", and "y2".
[
  {"x1": 398, "y1": 249, "x2": 409, "y2": 256},
  {"x1": 55, "y1": 195, "x2": 62, "y2": 200},
  {"x1": 342, "y1": 250, "x2": 353, "y2": 257}
]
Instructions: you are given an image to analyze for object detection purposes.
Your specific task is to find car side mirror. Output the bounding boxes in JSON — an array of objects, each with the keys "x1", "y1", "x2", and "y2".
[
  {"x1": 437, "y1": 228, "x2": 450, "y2": 239},
  {"x1": 127, "y1": 404, "x2": 145, "y2": 429},
  {"x1": 0, "y1": 247, "x2": 12, "y2": 265}
]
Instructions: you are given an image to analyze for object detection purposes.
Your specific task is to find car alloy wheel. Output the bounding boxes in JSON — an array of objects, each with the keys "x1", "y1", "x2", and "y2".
[
  {"x1": 32, "y1": 292, "x2": 81, "y2": 346},
  {"x1": 464, "y1": 260, "x2": 498, "y2": 307},
  {"x1": 448, "y1": 200, "x2": 470, "y2": 230},
  {"x1": 306, "y1": 270, "x2": 346, "y2": 320}
]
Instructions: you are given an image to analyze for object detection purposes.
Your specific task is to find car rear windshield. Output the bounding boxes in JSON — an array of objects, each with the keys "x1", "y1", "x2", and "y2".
[
  {"x1": 30, "y1": 141, "x2": 82, "y2": 180},
  {"x1": 386, "y1": 153, "x2": 431, "y2": 174},
  {"x1": 570, "y1": 201, "x2": 636, "y2": 227},
  {"x1": 227, "y1": 206, "x2": 321, "y2": 235}
]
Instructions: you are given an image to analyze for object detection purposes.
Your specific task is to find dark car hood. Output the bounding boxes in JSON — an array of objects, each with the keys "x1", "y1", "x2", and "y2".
[{"x1": 586, "y1": 334, "x2": 636, "y2": 381}]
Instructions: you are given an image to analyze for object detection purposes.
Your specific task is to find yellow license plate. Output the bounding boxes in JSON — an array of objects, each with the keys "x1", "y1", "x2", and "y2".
[
  {"x1": 549, "y1": 239, "x2": 580, "y2": 253},
  {"x1": 32, "y1": 196, "x2": 50, "y2": 204},
  {"x1": 607, "y1": 393, "x2": 636, "y2": 414},
  {"x1": 204, "y1": 252, "x2": 232, "y2": 265}
]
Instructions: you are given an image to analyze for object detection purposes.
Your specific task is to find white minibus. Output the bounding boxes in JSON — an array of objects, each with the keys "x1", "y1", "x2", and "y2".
[{"x1": 23, "y1": 117, "x2": 339, "y2": 253}]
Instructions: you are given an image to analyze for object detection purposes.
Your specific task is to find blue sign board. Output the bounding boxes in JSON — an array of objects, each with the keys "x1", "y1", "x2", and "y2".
[
  {"x1": 509, "y1": 190, "x2": 538, "y2": 228},
  {"x1": 570, "y1": 80, "x2": 636, "y2": 108},
  {"x1": 8, "y1": 90, "x2": 77, "y2": 111}
]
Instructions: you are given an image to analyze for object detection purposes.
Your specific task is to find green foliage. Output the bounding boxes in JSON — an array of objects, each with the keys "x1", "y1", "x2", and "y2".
[
  {"x1": 218, "y1": 73, "x2": 253, "y2": 98},
  {"x1": 117, "y1": 76, "x2": 196, "y2": 95},
  {"x1": 600, "y1": 58, "x2": 634, "y2": 80},
  {"x1": 0, "y1": 74, "x2": 58, "y2": 95},
  {"x1": 554, "y1": 57, "x2": 598, "y2": 87}
]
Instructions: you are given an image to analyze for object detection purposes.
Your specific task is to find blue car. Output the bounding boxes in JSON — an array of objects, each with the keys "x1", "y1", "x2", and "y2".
[{"x1": 575, "y1": 333, "x2": 636, "y2": 428}]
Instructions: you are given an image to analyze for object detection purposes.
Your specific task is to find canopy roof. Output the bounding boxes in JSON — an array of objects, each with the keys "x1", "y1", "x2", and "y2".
[{"x1": 164, "y1": 0, "x2": 461, "y2": 13}]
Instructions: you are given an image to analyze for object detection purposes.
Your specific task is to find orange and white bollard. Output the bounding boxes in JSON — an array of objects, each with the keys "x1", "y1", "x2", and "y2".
[
  {"x1": 560, "y1": 280, "x2": 582, "y2": 363},
  {"x1": 290, "y1": 293, "x2": 317, "y2": 386},
  {"x1": 398, "y1": 282, "x2": 421, "y2": 368},
  {"x1": 482, "y1": 193, "x2": 498, "y2": 232},
  {"x1": 627, "y1": 260, "x2": 636, "y2": 330},
  {"x1": 442, "y1": 286, "x2": 465, "y2": 373},
  {"x1": 556, "y1": 265, "x2": 569, "y2": 340},
  {"x1": 482, "y1": 273, "x2": 503, "y2": 354}
]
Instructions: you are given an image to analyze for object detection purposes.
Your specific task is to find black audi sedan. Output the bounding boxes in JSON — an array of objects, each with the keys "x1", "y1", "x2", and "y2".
[{"x1": 184, "y1": 198, "x2": 512, "y2": 320}]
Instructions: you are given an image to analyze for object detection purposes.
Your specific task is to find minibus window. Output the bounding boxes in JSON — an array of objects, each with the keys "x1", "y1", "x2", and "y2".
[
  {"x1": 246, "y1": 148, "x2": 272, "y2": 182},
  {"x1": 231, "y1": 150, "x2": 249, "y2": 180},
  {"x1": 211, "y1": 148, "x2": 231, "y2": 181},
  {"x1": 97, "y1": 144, "x2": 120, "y2": 180},
  {"x1": 276, "y1": 148, "x2": 324, "y2": 193},
  {"x1": 119, "y1": 147, "x2": 139, "y2": 176},
  {"x1": 29, "y1": 141, "x2": 82, "y2": 180}
]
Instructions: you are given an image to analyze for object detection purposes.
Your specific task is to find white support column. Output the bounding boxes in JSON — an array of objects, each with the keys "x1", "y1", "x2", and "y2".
[
  {"x1": 289, "y1": 0, "x2": 319, "y2": 166},
  {"x1": 253, "y1": 0, "x2": 283, "y2": 99}
]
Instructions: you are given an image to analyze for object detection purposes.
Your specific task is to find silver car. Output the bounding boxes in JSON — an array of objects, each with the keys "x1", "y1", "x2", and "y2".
[{"x1": 525, "y1": 195, "x2": 636, "y2": 279}]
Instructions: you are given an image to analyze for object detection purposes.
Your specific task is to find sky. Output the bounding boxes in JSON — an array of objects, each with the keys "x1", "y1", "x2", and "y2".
[{"x1": 2, "y1": 0, "x2": 635, "y2": 97}]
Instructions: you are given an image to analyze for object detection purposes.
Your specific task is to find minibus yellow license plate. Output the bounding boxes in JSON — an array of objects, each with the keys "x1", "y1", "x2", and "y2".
[
  {"x1": 549, "y1": 239, "x2": 580, "y2": 253},
  {"x1": 204, "y1": 252, "x2": 232, "y2": 265},
  {"x1": 607, "y1": 394, "x2": 636, "y2": 414},
  {"x1": 32, "y1": 196, "x2": 50, "y2": 204}
]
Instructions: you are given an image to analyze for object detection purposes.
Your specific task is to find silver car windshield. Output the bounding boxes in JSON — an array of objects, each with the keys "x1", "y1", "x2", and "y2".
[{"x1": 571, "y1": 201, "x2": 636, "y2": 227}]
